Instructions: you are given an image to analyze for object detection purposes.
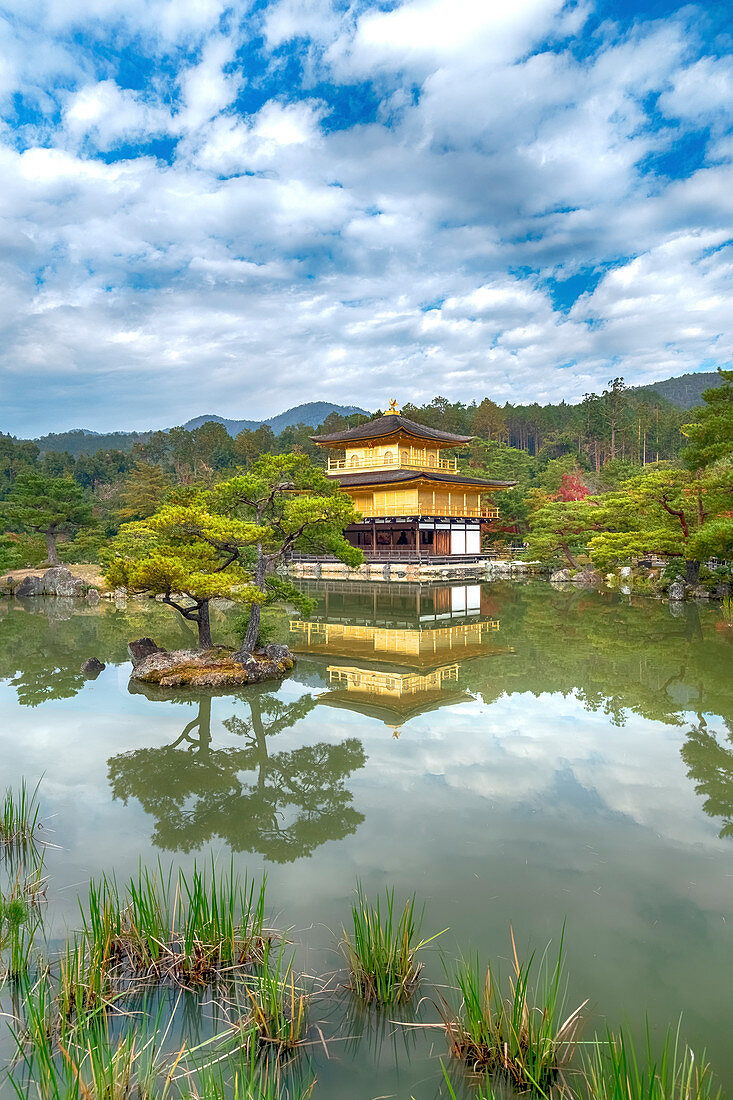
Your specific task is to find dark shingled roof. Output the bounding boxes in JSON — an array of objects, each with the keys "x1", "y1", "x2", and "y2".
[
  {"x1": 331, "y1": 469, "x2": 515, "y2": 489},
  {"x1": 311, "y1": 413, "x2": 474, "y2": 446}
]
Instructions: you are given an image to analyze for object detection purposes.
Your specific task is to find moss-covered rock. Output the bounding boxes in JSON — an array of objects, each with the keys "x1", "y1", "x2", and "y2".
[{"x1": 127, "y1": 639, "x2": 295, "y2": 689}]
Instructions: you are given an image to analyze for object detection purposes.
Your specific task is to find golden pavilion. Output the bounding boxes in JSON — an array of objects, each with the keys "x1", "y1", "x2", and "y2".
[{"x1": 311, "y1": 400, "x2": 515, "y2": 561}]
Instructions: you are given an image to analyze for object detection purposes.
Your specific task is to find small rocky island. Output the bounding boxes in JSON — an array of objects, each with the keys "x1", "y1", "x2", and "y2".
[{"x1": 127, "y1": 638, "x2": 295, "y2": 689}]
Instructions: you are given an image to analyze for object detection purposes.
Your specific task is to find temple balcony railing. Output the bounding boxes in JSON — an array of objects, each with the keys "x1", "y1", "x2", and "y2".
[
  {"x1": 327, "y1": 455, "x2": 459, "y2": 474},
  {"x1": 354, "y1": 505, "x2": 501, "y2": 520}
]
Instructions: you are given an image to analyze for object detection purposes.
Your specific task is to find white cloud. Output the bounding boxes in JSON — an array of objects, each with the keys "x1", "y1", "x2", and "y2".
[
  {"x1": 63, "y1": 80, "x2": 173, "y2": 148},
  {"x1": 659, "y1": 56, "x2": 733, "y2": 123},
  {"x1": 0, "y1": 1, "x2": 731, "y2": 432},
  {"x1": 178, "y1": 34, "x2": 243, "y2": 131},
  {"x1": 329, "y1": 0, "x2": 567, "y2": 77}
]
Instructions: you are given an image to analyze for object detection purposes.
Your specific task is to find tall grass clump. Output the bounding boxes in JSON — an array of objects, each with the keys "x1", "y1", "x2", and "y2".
[
  {"x1": 239, "y1": 945, "x2": 307, "y2": 1056},
  {"x1": 342, "y1": 885, "x2": 444, "y2": 1005},
  {"x1": 1, "y1": 780, "x2": 42, "y2": 847},
  {"x1": 440, "y1": 929, "x2": 585, "y2": 1094},
  {"x1": 81, "y1": 860, "x2": 269, "y2": 987},
  {"x1": 583, "y1": 1024, "x2": 722, "y2": 1100},
  {"x1": 57, "y1": 935, "x2": 114, "y2": 1021},
  {"x1": 10, "y1": 986, "x2": 180, "y2": 1100},
  {"x1": 182, "y1": 1049, "x2": 315, "y2": 1100}
]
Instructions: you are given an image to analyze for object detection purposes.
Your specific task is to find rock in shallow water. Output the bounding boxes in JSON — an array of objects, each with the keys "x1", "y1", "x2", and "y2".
[
  {"x1": 128, "y1": 638, "x2": 166, "y2": 667},
  {"x1": 668, "y1": 581, "x2": 686, "y2": 602},
  {"x1": 81, "y1": 656, "x2": 106, "y2": 677},
  {"x1": 550, "y1": 568, "x2": 571, "y2": 583}
]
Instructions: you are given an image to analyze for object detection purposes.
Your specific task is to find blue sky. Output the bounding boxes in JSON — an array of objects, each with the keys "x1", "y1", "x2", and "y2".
[{"x1": 0, "y1": 0, "x2": 731, "y2": 435}]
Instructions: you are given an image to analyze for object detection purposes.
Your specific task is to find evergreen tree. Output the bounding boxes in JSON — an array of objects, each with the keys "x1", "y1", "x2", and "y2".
[
  {"x1": 682, "y1": 368, "x2": 733, "y2": 470},
  {"x1": 117, "y1": 462, "x2": 170, "y2": 521},
  {"x1": 1, "y1": 472, "x2": 94, "y2": 565},
  {"x1": 104, "y1": 500, "x2": 261, "y2": 648},
  {"x1": 212, "y1": 454, "x2": 363, "y2": 653}
]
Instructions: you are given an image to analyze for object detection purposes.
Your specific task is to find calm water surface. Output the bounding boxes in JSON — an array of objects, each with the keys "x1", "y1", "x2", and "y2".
[{"x1": 0, "y1": 581, "x2": 732, "y2": 1097}]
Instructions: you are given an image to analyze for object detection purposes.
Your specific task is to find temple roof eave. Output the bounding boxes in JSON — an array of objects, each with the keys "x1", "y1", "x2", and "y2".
[
  {"x1": 330, "y1": 469, "x2": 516, "y2": 490},
  {"x1": 311, "y1": 413, "x2": 474, "y2": 447}
]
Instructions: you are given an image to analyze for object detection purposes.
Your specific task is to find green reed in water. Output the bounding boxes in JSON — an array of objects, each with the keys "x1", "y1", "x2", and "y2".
[
  {"x1": 342, "y1": 884, "x2": 445, "y2": 1005},
  {"x1": 9, "y1": 983, "x2": 179, "y2": 1100},
  {"x1": 239, "y1": 943, "x2": 308, "y2": 1056},
  {"x1": 440, "y1": 928, "x2": 585, "y2": 1095},
  {"x1": 178, "y1": 1047, "x2": 315, "y2": 1100},
  {"x1": 582, "y1": 1024, "x2": 722, "y2": 1100},
  {"x1": 11, "y1": 969, "x2": 312, "y2": 1100},
  {"x1": 1, "y1": 780, "x2": 42, "y2": 847}
]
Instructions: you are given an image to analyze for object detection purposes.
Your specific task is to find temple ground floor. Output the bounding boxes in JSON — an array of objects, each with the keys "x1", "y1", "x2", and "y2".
[
  {"x1": 331, "y1": 517, "x2": 485, "y2": 560},
  {"x1": 288, "y1": 517, "x2": 500, "y2": 581}
]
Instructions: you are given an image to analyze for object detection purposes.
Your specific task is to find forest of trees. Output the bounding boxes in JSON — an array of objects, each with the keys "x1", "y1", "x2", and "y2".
[{"x1": 0, "y1": 373, "x2": 730, "y2": 583}]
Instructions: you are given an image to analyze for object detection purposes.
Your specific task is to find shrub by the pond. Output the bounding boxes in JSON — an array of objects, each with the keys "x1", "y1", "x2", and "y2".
[
  {"x1": 441, "y1": 930, "x2": 585, "y2": 1093},
  {"x1": 342, "y1": 885, "x2": 444, "y2": 1005},
  {"x1": 582, "y1": 1025, "x2": 721, "y2": 1100},
  {"x1": 0, "y1": 887, "x2": 42, "y2": 980}
]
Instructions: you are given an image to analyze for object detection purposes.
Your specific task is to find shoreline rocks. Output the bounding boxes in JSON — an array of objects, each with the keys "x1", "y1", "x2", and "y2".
[
  {"x1": 127, "y1": 639, "x2": 295, "y2": 689},
  {"x1": 4, "y1": 567, "x2": 98, "y2": 599}
]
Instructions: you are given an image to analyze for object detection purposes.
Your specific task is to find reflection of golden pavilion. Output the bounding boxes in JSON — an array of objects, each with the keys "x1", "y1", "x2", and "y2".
[
  {"x1": 289, "y1": 619, "x2": 500, "y2": 665},
  {"x1": 290, "y1": 581, "x2": 511, "y2": 731}
]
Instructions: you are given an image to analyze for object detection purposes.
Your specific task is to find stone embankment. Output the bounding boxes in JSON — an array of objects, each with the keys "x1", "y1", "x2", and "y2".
[
  {"x1": 289, "y1": 558, "x2": 543, "y2": 582},
  {"x1": 1, "y1": 566, "x2": 100, "y2": 602},
  {"x1": 127, "y1": 638, "x2": 295, "y2": 689},
  {"x1": 549, "y1": 564, "x2": 731, "y2": 602}
]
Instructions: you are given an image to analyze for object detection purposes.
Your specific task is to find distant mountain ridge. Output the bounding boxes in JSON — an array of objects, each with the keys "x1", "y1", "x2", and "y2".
[
  {"x1": 23, "y1": 373, "x2": 724, "y2": 455},
  {"x1": 182, "y1": 401, "x2": 370, "y2": 436},
  {"x1": 27, "y1": 401, "x2": 370, "y2": 455},
  {"x1": 630, "y1": 371, "x2": 723, "y2": 410}
]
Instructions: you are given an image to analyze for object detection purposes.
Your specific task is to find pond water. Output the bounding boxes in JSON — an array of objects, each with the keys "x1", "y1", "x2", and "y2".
[{"x1": 1, "y1": 581, "x2": 732, "y2": 1097}]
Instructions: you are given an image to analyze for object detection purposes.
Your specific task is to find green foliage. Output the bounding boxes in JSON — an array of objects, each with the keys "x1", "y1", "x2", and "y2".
[
  {"x1": 1, "y1": 472, "x2": 94, "y2": 543},
  {"x1": 682, "y1": 368, "x2": 733, "y2": 470},
  {"x1": 57, "y1": 528, "x2": 109, "y2": 565},
  {"x1": 240, "y1": 942, "x2": 308, "y2": 1054},
  {"x1": 1, "y1": 779, "x2": 42, "y2": 846},
  {"x1": 0, "y1": 533, "x2": 24, "y2": 572},
  {"x1": 104, "y1": 498, "x2": 263, "y2": 646},
  {"x1": 81, "y1": 860, "x2": 269, "y2": 984},
  {"x1": 587, "y1": 466, "x2": 732, "y2": 571},
  {"x1": 524, "y1": 497, "x2": 603, "y2": 567},
  {"x1": 117, "y1": 462, "x2": 170, "y2": 521},
  {"x1": 212, "y1": 454, "x2": 363, "y2": 568}
]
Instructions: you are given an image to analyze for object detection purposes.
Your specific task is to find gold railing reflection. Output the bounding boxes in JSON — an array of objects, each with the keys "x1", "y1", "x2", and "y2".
[
  {"x1": 290, "y1": 619, "x2": 500, "y2": 656},
  {"x1": 327, "y1": 664, "x2": 459, "y2": 698}
]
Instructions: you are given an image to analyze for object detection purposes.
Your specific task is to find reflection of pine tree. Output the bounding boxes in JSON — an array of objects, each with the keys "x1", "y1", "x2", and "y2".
[
  {"x1": 107, "y1": 690, "x2": 366, "y2": 861},
  {"x1": 681, "y1": 720, "x2": 733, "y2": 839}
]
